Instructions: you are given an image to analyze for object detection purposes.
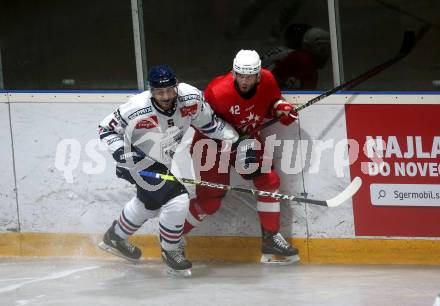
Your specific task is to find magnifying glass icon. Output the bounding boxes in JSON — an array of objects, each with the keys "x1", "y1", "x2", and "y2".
[{"x1": 378, "y1": 189, "x2": 386, "y2": 200}]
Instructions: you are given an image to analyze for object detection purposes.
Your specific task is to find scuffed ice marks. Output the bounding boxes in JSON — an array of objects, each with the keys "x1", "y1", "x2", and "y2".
[
  {"x1": 0, "y1": 266, "x2": 100, "y2": 293},
  {"x1": 15, "y1": 295, "x2": 46, "y2": 306}
]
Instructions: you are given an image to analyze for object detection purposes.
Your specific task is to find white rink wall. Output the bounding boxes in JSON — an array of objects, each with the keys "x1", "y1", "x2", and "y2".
[{"x1": 0, "y1": 92, "x2": 438, "y2": 238}]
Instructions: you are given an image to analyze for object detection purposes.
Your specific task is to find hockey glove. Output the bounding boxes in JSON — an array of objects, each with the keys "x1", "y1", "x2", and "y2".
[
  {"x1": 112, "y1": 146, "x2": 145, "y2": 164},
  {"x1": 113, "y1": 146, "x2": 145, "y2": 184},
  {"x1": 116, "y1": 166, "x2": 136, "y2": 184},
  {"x1": 272, "y1": 100, "x2": 298, "y2": 126}
]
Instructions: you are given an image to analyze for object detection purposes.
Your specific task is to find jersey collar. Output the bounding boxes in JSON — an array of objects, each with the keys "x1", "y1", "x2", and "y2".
[{"x1": 151, "y1": 97, "x2": 177, "y2": 117}]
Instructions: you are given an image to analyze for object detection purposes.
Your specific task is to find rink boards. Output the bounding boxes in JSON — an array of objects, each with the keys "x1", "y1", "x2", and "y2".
[{"x1": 0, "y1": 91, "x2": 439, "y2": 263}]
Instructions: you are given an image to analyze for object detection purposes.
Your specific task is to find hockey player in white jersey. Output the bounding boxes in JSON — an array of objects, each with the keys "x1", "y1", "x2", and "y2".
[{"x1": 98, "y1": 65, "x2": 239, "y2": 277}]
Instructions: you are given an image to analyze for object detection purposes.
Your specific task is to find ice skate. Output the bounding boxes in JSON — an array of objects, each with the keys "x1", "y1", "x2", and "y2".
[
  {"x1": 161, "y1": 248, "x2": 192, "y2": 277},
  {"x1": 260, "y1": 230, "x2": 300, "y2": 265},
  {"x1": 98, "y1": 221, "x2": 142, "y2": 263},
  {"x1": 178, "y1": 236, "x2": 187, "y2": 256}
]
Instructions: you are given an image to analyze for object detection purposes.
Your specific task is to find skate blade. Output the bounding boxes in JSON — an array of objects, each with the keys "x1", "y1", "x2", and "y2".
[
  {"x1": 164, "y1": 267, "x2": 192, "y2": 278},
  {"x1": 260, "y1": 254, "x2": 300, "y2": 265},
  {"x1": 98, "y1": 241, "x2": 140, "y2": 264}
]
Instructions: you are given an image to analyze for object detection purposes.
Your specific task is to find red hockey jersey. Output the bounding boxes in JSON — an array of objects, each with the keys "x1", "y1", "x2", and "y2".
[{"x1": 204, "y1": 68, "x2": 282, "y2": 135}]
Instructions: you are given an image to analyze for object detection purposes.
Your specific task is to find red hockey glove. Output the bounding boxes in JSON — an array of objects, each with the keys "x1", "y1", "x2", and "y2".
[{"x1": 272, "y1": 100, "x2": 298, "y2": 126}]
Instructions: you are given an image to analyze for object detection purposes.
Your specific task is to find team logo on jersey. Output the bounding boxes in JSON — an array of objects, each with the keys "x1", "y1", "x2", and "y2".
[
  {"x1": 135, "y1": 115, "x2": 158, "y2": 129},
  {"x1": 128, "y1": 106, "x2": 153, "y2": 120},
  {"x1": 180, "y1": 104, "x2": 198, "y2": 117},
  {"x1": 245, "y1": 105, "x2": 255, "y2": 112},
  {"x1": 239, "y1": 112, "x2": 261, "y2": 133}
]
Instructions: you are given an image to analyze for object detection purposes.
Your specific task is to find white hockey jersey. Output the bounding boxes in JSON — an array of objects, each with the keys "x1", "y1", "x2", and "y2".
[{"x1": 99, "y1": 83, "x2": 238, "y2": 167}]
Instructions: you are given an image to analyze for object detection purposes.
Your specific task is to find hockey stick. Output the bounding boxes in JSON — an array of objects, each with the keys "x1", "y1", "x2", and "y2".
[
  {"x1": 375, "y1": 0, "x2": 440, "y2": 30},
  {"x1": 138, "y1": 170, "x2": 362, "y2": 207},
  {"x1": 251, "y1": 30, "x2": 416, "y2": 134}
]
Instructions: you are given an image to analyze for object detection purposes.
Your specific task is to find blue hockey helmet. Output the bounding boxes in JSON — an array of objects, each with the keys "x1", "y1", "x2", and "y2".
[{"x1": 148, "y1": 65, "x2": 178, "y2": 89}]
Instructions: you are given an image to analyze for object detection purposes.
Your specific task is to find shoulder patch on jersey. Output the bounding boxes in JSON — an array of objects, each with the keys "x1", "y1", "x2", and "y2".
[
  {"x1": 128, "y1": 106, "x2": 153, "y2": 120},
  {"x1": 180, "y1": 104, "x2": 198, "y2": 117}
]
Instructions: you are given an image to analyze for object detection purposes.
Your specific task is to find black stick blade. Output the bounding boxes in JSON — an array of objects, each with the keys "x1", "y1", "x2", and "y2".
[{"x1": 399, "y1": 30, "x2": 416, "y2": 56}]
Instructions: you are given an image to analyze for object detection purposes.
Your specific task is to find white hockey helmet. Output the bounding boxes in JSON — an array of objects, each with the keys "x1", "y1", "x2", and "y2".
[{"x1": 233, "y1": 49, "x2": 261, "y2": 75}]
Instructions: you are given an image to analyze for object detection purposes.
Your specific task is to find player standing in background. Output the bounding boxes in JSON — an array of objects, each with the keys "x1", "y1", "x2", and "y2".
[
  {"x1": 97, "y1": 65, "x2": 238, "y2": 276},
  {"x1": 184, "y1": 50, "x2": 300, "y2": 264},
  {"x1": 261, "y1": 23, "x2": 330, "y2": 90}
]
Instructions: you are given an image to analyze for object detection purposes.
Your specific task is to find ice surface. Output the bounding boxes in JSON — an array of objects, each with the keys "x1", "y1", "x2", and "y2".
[{"x1": 1, "y1": 258, "x2": 439, "y2": 306}]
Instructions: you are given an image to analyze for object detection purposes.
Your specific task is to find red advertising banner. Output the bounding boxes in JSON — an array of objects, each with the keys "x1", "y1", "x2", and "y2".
[{"x1": 345, "y1": 104, "x2": 440, "y2": 237}]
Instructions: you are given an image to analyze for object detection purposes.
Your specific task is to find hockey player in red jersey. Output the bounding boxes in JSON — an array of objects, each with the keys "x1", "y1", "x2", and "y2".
[
  {"x1": 183, "y1": 49, "x2": 300, "y2": 264},
  {"x1": 261, "y1": 24, "x2": 330, "y2": 90}
]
